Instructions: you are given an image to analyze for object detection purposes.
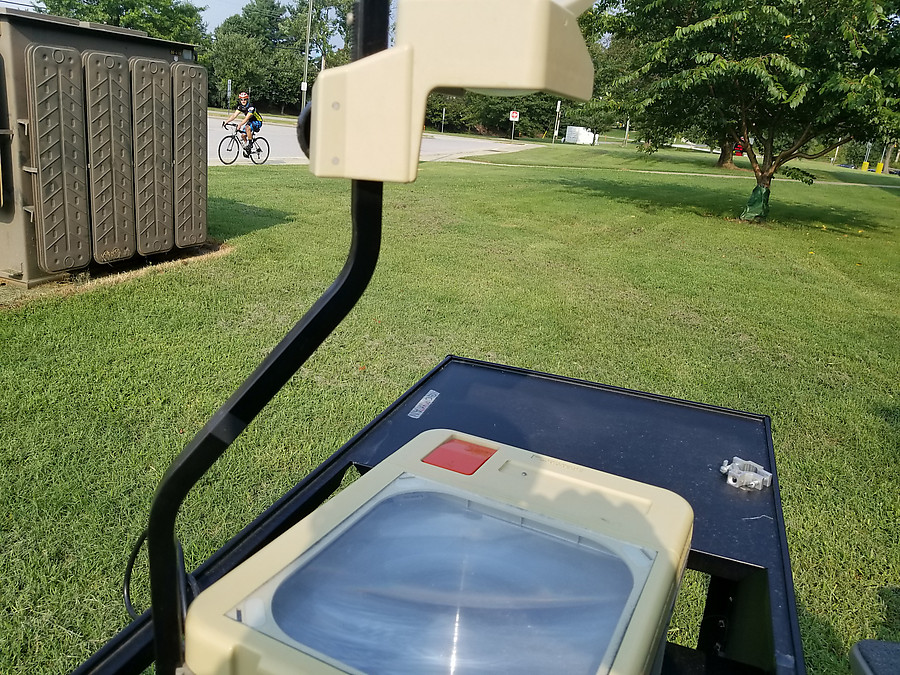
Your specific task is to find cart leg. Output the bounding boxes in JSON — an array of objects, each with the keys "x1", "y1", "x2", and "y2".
[{"x1": 697, "y1": 570, "x2": 775, "y2": 672}]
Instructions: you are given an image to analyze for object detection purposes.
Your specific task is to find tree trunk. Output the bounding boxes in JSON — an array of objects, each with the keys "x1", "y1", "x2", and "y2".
[
  {"x1": 716, "y1": 137, "x2": 736, "y2": 169},
  {"x1": 883, "y1": 143, "x2": 895, "y2": 175}
]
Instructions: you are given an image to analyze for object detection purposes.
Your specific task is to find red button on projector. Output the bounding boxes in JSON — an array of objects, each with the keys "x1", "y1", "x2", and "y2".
[{"x1": 422, "y1": 439, "x2": 497, "y2": 475}]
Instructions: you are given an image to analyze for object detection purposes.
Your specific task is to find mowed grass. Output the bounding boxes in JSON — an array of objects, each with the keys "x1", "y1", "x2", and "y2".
[
  {"x1": 476, "y1": 141, "x2": 900, "y2": 187},
  {"x1": 0, "y1": 149, "x2": 898, "y2": 674}
]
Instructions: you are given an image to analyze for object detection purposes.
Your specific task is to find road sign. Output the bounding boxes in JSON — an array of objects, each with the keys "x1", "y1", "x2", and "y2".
[{"x1": 509, "y1": 110, "x2": 519, "y2": 121}]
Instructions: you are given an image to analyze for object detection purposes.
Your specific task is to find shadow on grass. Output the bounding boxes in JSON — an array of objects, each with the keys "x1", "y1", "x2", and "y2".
[
  {"x1": 878, "y1": 587, "x2": 900, "y2": 641},
  {"x1": 0, "y1": 198, "x2": 293, "y2": 307},
  {"x1": 874, "y1": 405, "x2": 900, "y2": 456},
  {"x1": 77, "y1": 198, "x2": 292, "y2": 282},
  {"x1": 797, "y1": 599, "x2": 850, "y2": 673},
  {"x1": 812, "y1": 166, "x2": 900, "y2": 186},
  {"x1": 764, "y1": 200, "x2": 894, "y2": 235},
  {"x1": 549, "y1": 175, "x2": 743, "y2": 219},
  {"x1": 208, "y1": 196, "x2": 293, "y2": 240},
  {"x1": 549, "y1": 175, "x2": 893, "y2": 235}
]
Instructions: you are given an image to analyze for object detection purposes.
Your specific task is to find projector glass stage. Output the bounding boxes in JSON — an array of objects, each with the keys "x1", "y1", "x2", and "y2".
[
  {"x1": 228, "y1": 478, "x2": 653, "y2": 674},
  {"x1": 184, "y1": 430, "x2": 694, "y2": 675}
]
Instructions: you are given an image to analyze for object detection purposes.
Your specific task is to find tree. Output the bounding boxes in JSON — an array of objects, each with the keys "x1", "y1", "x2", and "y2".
[
  {"x1": 207, "y1": 31, "x2": 268, "y2": 106},
  {"x1": 37, "y1": 0, "x2": 207, "y2": 43},
  {"x1": 565, "y1": 38, "x2": 640, "y2": 142},
  {"x1": 603, "y1": 0, "x2": 900, "y2": 220},
  {"x1": 218, "y1": 0, "x2": 287, "y2": 49},
  {"x1": 883, "y1": 142, "x2": 897, "y2": 174},
  {"x1": 425, "y1": 93, "x2": 469, "y2": 133},
  {"x1": 268, "y1": 47, "x2": 306, "y2": 113},
  {"x1": 464, "y1": 93, "x2": 559, "y2": 138},
  {"x1": 210, "y1": 0, "x2": 288, "y2": 110},
  {"x1": 843, "y1": 140, "x2": 870, "y2": 167},
  {"x1": 207, "y1": 1, "x2": 352, "y2": 112},
  {"x1": 279, "y1": 0, "x2": 354, "y2": 92}
]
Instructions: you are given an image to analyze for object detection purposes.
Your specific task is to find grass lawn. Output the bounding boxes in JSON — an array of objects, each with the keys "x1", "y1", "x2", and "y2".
[
  {"x1": 1, "y1": 148, "x2": 898, "y2": 674},
  {"x1": 472, "y1": 142, "x2": 900, "y2": 187}
]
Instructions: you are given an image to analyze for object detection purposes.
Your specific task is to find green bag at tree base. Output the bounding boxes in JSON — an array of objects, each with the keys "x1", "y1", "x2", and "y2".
[{"x1": 741, "y1": 185, "x2": 770, "y2": 221}]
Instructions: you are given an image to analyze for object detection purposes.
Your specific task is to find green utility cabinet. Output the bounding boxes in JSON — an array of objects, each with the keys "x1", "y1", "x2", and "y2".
[{"x1": 0, "y1": 8, "x2": 207, "y2": 287}]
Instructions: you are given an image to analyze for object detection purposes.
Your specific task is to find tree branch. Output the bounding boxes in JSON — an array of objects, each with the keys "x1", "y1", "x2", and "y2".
[
  {"x1": 738, "y1": 104, "x2": 763, "y2": 180},
  {"x1": 795, "y1": 137, "x2": 853, "y2": 160},
  {"x1": 773, "y1": 122, "x2": 815, "y2": 167}
]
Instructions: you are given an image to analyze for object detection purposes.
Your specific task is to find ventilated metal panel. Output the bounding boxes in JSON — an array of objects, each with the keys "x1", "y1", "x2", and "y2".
[
  {"x1": 84, "y1": 51, "x2": 136, "y2": 263},
  {"x1": 25, "y1": 44, "x2": 91, "y2": 273},
  {"x1": 172, "y1": 63, "x2": 207, "y2": 248},
  {"x1": 131, "y1": 57, "x2": 173, "y2": 255}
]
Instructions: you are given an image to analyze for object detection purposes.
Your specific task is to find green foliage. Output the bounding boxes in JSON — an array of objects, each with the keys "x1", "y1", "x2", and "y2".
[
  {"x1": 280, "y1": 0, "x2": 352, "y2": 62},
  {"x1": 38, "y1": 0, "x2": 207, "y2": 43},
  {"x1": 465, "y1": 92, "x2": 559, "y2": 138},
  {"x1": 207, "y1": 32, "x2": 269, "y2": 107},
  {"x1": 843, "y1": 140, "x2": 870, "y2": 167},
  {"x1": 778, "y1": 166, "x2": 817, "y2": 185},
  {"x1": 564, "y1": 98, "x2": 617, "y2": 137},
  {"x1": 206, "y1": 1, "x2": 353, "y2": 114},
  {"x1": 601, "y1": 0, "x2": 900, "y2": 217},
  {"x1": 218, "y1": 0, "x2": 286, "y2": 50},
  {"x1": 424, "y1": 93, "x2": 470, "y2": 133},
  {"x1": 267, "y1": 48, "x2": 306, "y2": 112},
  {"x1": 423, "y1": 91, "x2": 559, "y2": 138},
  {"x1": 564, "y1": 39, "x2": 639, "y2": 136},
  {"x1": 577, "y1": 4, "x2": 607, "y2": 43}
]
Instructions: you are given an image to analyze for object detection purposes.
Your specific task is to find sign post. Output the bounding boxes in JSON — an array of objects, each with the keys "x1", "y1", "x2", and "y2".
[
  {"x1": 227, "y1": 79, "x2": 232, "y2": 108},
  {"x1": 509, "y1": 110, "x2": 519, "y2": 140}
]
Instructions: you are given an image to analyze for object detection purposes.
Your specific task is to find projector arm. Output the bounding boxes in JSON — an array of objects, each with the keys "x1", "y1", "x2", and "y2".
[
  {"x1": 147, "y1": 1, "x2": 596, "y2": 672},
  {"x1": 146, "y1": 5, "x2": 390, "y2": 674}
]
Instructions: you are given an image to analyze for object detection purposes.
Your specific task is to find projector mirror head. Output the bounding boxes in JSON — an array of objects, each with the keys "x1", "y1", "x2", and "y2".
[{"x1": 305, "y1": 0, "x2": 596, "y2": 182}]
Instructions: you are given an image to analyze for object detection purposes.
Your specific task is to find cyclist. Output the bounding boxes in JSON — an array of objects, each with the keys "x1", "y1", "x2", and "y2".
[{"x1": 222, "y1": 91, "x2": 263, "y2": 156}]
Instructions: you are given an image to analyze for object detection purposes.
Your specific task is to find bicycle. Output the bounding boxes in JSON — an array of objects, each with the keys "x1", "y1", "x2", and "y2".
[{"x1": 218, "y1": 123, "x2": 270, "y2": 165}]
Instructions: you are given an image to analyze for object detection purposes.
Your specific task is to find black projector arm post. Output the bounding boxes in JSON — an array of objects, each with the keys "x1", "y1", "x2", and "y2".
[{"x1": 145, "y1": 3, "x2": 391, "y2": 672}]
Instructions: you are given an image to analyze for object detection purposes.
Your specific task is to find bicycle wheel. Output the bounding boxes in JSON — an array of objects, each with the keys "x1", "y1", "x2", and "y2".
[
  {"x1": 249, "y1": 137, "x2": 270, "y2": 164},
  {"x1": 218, "y1": 135, "x2": 239, "y2": 165}
]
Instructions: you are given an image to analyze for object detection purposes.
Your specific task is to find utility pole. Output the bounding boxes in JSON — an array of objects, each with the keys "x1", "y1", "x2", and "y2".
[
  {"x1": 301, "y1": 0, "x2": 314, "y2": 110},
  {"x1": 552, "y1": 100, "x2": 561, "y2": 144}
]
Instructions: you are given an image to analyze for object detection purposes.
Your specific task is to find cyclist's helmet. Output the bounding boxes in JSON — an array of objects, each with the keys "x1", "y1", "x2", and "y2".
[{"x1": 238, "y1": 91, "x2": 249, "y2": 102}]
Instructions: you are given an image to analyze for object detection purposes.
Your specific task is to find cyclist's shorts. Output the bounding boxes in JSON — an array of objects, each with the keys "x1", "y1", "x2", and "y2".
[{"x1": 249, "y1": 120, "x2": 262, "y2": 133}]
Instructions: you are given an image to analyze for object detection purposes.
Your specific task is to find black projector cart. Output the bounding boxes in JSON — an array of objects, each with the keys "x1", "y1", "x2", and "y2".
[{"x1": 76, "y1": 356, "x2": 805, "y2": 675}]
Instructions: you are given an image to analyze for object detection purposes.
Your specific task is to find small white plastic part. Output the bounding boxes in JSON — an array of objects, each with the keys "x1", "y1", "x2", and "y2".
[
  {"x1": 309, "y1": 0, "x2": 596, "y2": 182},
  {"x1": 720, "y1": 457, "x2": 773, "y2": 491}
]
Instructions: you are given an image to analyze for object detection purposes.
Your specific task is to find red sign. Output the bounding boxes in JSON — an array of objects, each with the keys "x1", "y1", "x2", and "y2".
[{"x1": 509, "y1": 110, "x2": 519, "y2": 121}]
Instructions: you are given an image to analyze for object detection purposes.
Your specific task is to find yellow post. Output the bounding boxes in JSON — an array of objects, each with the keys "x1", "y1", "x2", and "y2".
[
  {"x1": 861, "y1": 161, "x2": 870, "y2": 171},
  {"x1": 876, "y1": 162, "x2": 884, "y2": 174}
]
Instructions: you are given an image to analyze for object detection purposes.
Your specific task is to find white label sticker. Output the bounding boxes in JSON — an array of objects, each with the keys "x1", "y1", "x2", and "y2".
[{"x1": 408, "y1": 389, "x2": 440, "y2": 419}]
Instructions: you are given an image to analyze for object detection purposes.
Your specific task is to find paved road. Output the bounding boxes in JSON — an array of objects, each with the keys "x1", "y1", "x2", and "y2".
[{"x1": 207, "y1": 114, "x2": 538, "y2": 167}]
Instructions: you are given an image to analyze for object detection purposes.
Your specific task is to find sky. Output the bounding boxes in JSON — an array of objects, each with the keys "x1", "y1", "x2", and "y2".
[{"x1": 201, "y1": 0, "x2": 247, "y2": 32}]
